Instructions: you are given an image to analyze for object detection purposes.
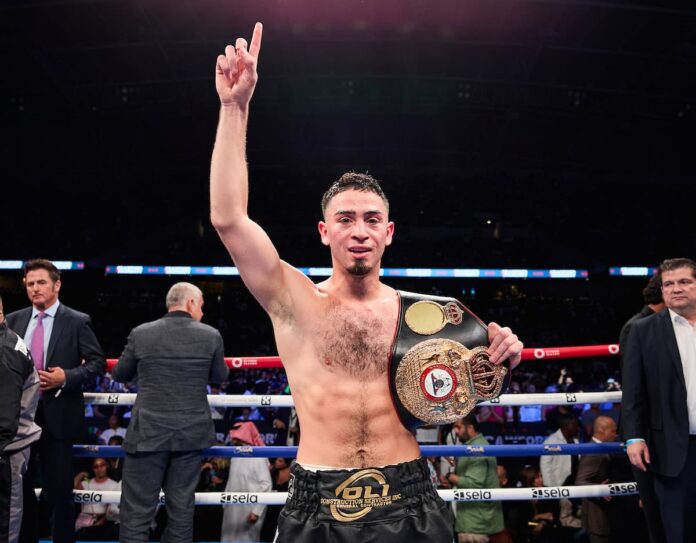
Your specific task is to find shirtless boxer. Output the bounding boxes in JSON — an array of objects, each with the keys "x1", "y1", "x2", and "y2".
[{"x1": 210, "y1": 23, "x2": 523, "y2": 542}]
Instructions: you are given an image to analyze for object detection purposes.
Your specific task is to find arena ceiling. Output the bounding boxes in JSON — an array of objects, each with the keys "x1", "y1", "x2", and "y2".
[{"x1": 2, "y1": 0, "x2": 695, "y2": 266}]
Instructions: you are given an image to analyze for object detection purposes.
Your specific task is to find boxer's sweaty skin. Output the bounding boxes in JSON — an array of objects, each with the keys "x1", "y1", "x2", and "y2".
[{"x1": 271, "y1": 279, "x2": 421, "y2": 468}]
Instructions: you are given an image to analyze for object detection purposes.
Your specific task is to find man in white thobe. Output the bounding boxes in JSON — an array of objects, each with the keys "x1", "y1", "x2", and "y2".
[{"x1": 221, "y1": 422, "x2": 272, "y2": 542}]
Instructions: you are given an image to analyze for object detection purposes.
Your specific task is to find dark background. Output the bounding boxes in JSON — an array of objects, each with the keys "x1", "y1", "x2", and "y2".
[{"x1": 2, "y1": 0, "x2": 695, "y2": 370}]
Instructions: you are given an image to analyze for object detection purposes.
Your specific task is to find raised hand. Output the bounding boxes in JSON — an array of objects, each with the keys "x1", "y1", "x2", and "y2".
[{"x1": 215, "y1": 22, "x2": 263, "y2": 108}]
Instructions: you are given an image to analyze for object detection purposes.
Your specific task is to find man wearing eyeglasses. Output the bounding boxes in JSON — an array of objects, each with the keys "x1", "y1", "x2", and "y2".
[{"x1": 623, "y1": 257, "x2": 696, "y2": 543}]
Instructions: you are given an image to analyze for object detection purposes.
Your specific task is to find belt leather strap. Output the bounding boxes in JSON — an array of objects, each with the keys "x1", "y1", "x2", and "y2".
[{"x1": 389, "y1": 290, "x2": 510, "y2": 430}]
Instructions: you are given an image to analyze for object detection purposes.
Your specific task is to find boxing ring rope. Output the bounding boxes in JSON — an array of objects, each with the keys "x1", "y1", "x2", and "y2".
[
  {"x1": 73, "y1": 442, "x2": 625, "y2": 459},
  {"x1": 58, "y1": 482, "x2": 638, "y2": 506},
  {"x1": 74, "y1": 344, "x2": 633, "y2": 511},
  {"x1": 103, "y1": 343, "x2": 621, "y2": 371},
  {"x1": 84, "y1": 390, "x2": 621, "y2": 408}
]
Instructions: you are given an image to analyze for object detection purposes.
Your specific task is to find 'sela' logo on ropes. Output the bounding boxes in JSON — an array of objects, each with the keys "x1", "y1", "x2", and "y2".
[
  {"x1": 532, "y1": 487, "x2": 570, "y2": 499},
  {"x1": 609, "y1": 483, "x2": 638, "y2": 495},
  {"x1": 454, "y1": 489, "x2": 492, "y2": 501},
  {"x1": 74, "y1": 492, "x2": 102, "y2": 503},
  {"x1": 220, "y1": 493, "x2": 258, "y2": 504}
]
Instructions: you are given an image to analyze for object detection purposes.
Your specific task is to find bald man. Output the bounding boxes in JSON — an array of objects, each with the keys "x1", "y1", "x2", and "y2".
[
  {"x1": 112, "y1": 283, "x2": 228, "y2": 543},
  {"x1": 575, "y1": 416, "x2": 617, "y2": 543}
]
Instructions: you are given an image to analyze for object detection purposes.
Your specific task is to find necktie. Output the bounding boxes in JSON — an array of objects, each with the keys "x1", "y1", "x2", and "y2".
[{"x1": 31, "y1": 312, "x2": 46, "y2": 372}]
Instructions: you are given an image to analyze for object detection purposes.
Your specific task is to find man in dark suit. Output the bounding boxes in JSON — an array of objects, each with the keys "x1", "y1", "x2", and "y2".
[
  {"x1": 112, "y1": 282, "x2": 227, "y2": 543},
  {"x1": 575, "y1": 416, "x2": 617, "y2": 543},
  {"x1": 619, "y1": 274, "x2": 666, "y2": 366},
  {"x1": 618, "y1": 274, "x2": 665, "y2": 543},
  {"x1": 623, "y1": 257, "x2": 696, "y2": 543},
  {"x1": 6, "y1": 259, "x2": 106, "y2": 543}
]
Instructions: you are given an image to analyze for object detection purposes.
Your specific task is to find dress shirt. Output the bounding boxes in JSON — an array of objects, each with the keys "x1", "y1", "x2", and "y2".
[
  {"x1": 24, "y1": 300, "x2": 61, "y2": 369},
  {"x1": 669, "y1": 309, "x2": 696, "y2": 434}
]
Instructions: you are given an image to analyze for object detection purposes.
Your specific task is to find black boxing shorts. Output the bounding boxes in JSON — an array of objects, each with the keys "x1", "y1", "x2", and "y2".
[{"x1": 273, "y1": 457, "x2": 454, "y2": 543}]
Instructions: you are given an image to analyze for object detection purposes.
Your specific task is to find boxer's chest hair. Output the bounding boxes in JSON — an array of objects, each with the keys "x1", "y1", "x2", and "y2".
[{"x1": 317, "y1": 302, "x2": 393, "y2": 380}]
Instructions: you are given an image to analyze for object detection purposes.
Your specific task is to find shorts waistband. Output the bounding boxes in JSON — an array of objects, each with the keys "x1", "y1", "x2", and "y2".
[{"x1": 290, "y1": 457, "x2": 434, "y2": 494}]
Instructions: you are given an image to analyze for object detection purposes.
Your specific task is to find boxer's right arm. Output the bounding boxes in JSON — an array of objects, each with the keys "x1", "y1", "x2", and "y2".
[{"x1": 210, "y1": 23, "x2": 292, "y2": 315}]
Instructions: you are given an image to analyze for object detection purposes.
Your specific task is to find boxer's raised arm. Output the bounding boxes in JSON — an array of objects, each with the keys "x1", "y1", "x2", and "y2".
[{"x1": 210, "y1": 24, "x2": 290, "y2": 315}]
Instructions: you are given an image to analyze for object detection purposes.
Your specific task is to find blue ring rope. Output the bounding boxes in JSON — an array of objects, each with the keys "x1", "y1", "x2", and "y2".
[{"x1": 73, "y1": 442, "x2": 625, "y2": 458}]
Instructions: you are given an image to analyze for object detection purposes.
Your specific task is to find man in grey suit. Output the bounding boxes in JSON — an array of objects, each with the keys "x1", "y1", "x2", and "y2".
[{"x1": 112, "y1": 282, "x2": 228, "y2": 543}]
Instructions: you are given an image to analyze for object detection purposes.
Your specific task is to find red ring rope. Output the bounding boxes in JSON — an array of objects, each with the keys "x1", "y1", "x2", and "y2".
[{"x1": 104, "y1": 344, "x2": 619, "y2": 371}]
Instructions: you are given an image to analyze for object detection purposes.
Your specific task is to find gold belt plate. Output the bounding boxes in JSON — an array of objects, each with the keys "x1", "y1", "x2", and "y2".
[{"x1": 394, "y1": 338, "x2": 507, "y2": 424}]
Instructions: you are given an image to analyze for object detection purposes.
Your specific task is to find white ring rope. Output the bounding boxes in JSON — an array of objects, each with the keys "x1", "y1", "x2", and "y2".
[
  {"x1": 53, "y1": 482, "x2": 637, "y2": 506},
  {"x1": 84, "y1": 391, "x2": 621, "y2": 408}
]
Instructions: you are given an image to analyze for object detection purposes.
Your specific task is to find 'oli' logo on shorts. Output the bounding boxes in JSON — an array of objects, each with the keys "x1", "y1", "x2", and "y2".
[{"x1": 321, "y1": 469, "x2": 402, "y2": 522}]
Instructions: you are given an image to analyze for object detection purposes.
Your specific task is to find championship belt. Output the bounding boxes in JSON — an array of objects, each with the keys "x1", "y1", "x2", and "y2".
[{"x1": 389, "y1": 291, "x2": 510, "y2": 430}]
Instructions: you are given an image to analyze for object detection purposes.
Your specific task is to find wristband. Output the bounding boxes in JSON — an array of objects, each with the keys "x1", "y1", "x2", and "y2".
[{"x1": 625, "y1": 438, "x2": 645, "y2": 445}]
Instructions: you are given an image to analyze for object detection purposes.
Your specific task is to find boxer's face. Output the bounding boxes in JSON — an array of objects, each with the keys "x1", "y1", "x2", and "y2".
[
  {"x1": 25, "y1": 269, "x2": 61, "y2": 311},
  {"x1": 318, "y1": 189, "x2": 394, "y2": 276},
  {"x1": 661, "y1": 267, "x2": 696, "y2": 315}
]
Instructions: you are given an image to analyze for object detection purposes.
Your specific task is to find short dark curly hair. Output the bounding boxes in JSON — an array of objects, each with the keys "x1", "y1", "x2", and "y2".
[
  {"x1": 642, "y1": 274, "x2": 663, "y2": 305},
  {"x1": 321, "y1": 172, "x2": 389, "y2": 217}
]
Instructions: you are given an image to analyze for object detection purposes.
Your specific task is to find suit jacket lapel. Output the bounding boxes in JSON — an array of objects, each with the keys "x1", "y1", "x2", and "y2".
[
  {"x1": 46, "y1": 304, "x2": 65, "y2": 367},
  {"x1": 659, "y1": 310, "x2": 686, "y2": 391}
]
